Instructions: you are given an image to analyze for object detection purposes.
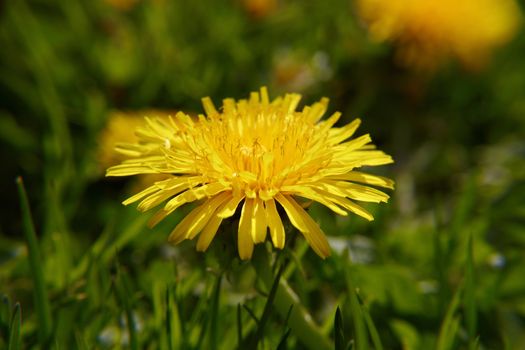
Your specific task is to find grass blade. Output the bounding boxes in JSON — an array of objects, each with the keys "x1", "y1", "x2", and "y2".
[
  {"x1": 465, "y1": 234, "x2": 478, "y2": 350},
  {"x1": 1, "y1": 295, "x2": 11, "y2": 331},
  {"x1": 16, "y1": 177, "x2": 52, "y2": 344},
  {"x1": 250, "y1": 262, "x2": 285, "y2": 348},
  {"x1": 242, "y1": 305, "x2": 260, "y2": 324},
  {"x1": 334, "y1": 307, "x2": 345, "y2": 350},
  {"x1": 276, "y1": 328, "x2": 291, "y2": 350},
  {"x1": 165, "y1": 287, "x2": 173, "y2": 350},
  {"x1": 237, "y1": 304, "x2": 243, "y2": 349},
  {"x1": 114, "y1": 267, "x2": 138, "y2": 350},
  {"x1": 436, "y1": 284, "x2": 462, "y2": 350},
  {"x1": 8, "y1": 303, "x2": 21, "y2": 350},
  {"x1": 359, "y1": 300, "x2": 383, "y2": 350},
  {"x1": 345, "y1": 270, "x2": 368, "y2": 350},
  {"x1": 252, "y1": 247, "x2": 331, "y2": 350},
  {"x1": 433, "y1": 226, "x2": 448, "y2": 315},
  {"x1": 276, "y1": 305, "x2": 294, "y2": 350},
  {"x1": 208, "y1": 274, "x2": 222, "y2": 350},
  {"x1": 75, "y1": 331, "x2": 89, "y2": 350}
]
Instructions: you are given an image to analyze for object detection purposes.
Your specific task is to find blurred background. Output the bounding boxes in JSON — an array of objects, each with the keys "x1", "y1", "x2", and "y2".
[{"x1": 1, "y1": 0, "x2": 525, "y2": 348}]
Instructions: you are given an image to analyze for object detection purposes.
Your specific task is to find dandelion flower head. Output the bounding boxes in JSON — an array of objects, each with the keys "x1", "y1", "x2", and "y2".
[
  {"x1": 356, "y1": 0, "x2": 521, "y2": 70},
  {"x1": 106, "y1": 88, "x2": 394, "y2": 260}
]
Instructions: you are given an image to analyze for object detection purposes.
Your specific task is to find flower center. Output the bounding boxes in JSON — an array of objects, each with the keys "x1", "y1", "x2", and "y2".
[{"x1": 190, "y1": 109, "x2": 328, "y2": 198}]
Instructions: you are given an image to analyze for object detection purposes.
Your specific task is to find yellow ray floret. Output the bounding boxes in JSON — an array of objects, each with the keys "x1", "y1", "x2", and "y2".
[{"x1": 106, "y1": 87, "x2": 394, "y2": 259}]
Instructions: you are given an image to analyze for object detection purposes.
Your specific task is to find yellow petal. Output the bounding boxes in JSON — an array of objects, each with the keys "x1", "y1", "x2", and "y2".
[
  {"x1": 335, "y1": 134, "x2": 372, "y2": 152},
  {"x1": 168, "y1": 192, "x2": 230, "y2": 243},
  {"x1": 217, "y1": 194, "x2": 245, "y2": 218},
  {"x1": 282, "y1": 194, "x2": 331, "y2": 258},
  {"x1": 185, "y1": 192, "x2": 231, "y2": 240},
  {"x1": 249, "y1": 91, "x2": 260, "y2": 104},
  {"x1": 329, "y1": 171, "x2": 395, "y2": 189},
  {"x1": 327, "y1": 118, "x2": 361, "y2": 145},
  {"x1": 312, "y1": 181, "x2": 390, "y2": 203},
  {"x1": 148, "y1": 207, "x2": 174, "y2": 228},
  {"x1": 275, "y1": 193, "x2": 309, "y2": 233},
  {"x1": 106, "y1": 164, "x2": 161, "y2": 176},
  {"x1": 316, "y1": 190, "x2": 374, "y2": 221},
  {"x1": 238, "y1": 199, "x2": 254, "y2": 260},
  {"x1": 338, "y1": 150, "x2": 394, "y2": 166},
  {"x1": 339, "y1": 183, "x2": 390, "y2": 203},
  {"x1": 317, "y1": 112, "x2": 341, "y2": 133},
  {"x1": 122, "y1": 185, "x2": 160, "y2": 206},
  {"x1": 260, "y1": 86, "x2": 270, "y2": 105},
  {"x1": 286, "y1": 94, "x2": 302, "y2": 114},
  {"x1": 201, "y1": 97, "x2": 218, "y2": 117},
  {"x1": 281, "y1": 185, "x2": 348, "y2": 216},
  {"x1": 305, "y1": 97, "x2": 328, "y2": 123},
  {"x1": 265, "y1": 198, "x2": 285, "y2": 249},
  {"x1": 196, "y1": 215, "x2": 223, "y2": 252},
  {"x1": 164, "y1": 182, "x2": 229, "y2": 211},
  {"x1": 252, "y1": 198, "x2": 268, "y2": 243},
  {"x1": 137, "y1": 184, "x2": 191, "y2": 212},
  {"x1": 167, "y1": 206, "x2": 204, "y2": 244},
  {"x1": 222, "y1": 98, "x2": 236, "y2": 114}
]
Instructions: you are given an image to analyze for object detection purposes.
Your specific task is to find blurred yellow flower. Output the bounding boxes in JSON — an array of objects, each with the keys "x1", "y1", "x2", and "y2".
[
  {"x1": 356, "y1": 0, "x2": 521, "y2": 70},
  {"x1": 99, "y1": 111, "x2": 176, "y2": 191},
  {"x1": 106, "y1": 88, "x2": 394, "y2": 260},
  {"x1": 241, "y1": 0, "x2": 278, "y2": 19},
  {"x1": 99, "y1": 111, "x2": 175, "y2": 171}
]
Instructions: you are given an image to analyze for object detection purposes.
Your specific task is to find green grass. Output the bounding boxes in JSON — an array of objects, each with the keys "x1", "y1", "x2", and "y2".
[{"x1": 2, "y1": 0, "x2": 525, "y2": 348}]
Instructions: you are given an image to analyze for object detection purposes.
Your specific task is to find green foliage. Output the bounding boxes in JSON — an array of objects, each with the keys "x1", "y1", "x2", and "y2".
[{"x1": 2, "y1": 0, "x2": 525, "y2": 348}]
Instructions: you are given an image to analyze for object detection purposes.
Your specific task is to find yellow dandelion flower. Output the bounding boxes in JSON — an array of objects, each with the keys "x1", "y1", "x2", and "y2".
[
  {"x1": 106, "y1": 88, "x2": 394, "y2": 260},
  {"x1": 356, "y1": 0, "x2": 521, "y2": 70}
]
